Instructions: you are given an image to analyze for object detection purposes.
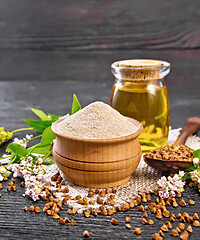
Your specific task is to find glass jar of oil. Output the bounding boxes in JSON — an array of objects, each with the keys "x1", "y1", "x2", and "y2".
[{"x1": 110, "y1": 59, "x2": 170, "y2": 152}]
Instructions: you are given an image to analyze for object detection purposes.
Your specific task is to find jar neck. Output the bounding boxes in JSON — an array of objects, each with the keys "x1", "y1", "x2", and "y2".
[{"x1": 114, "y1": 77, "x2": 165, "y2": 86}]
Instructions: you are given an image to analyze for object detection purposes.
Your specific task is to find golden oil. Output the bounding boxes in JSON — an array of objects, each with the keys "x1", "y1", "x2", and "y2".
[{"x1": 110, "y1": 59, "x2": 170, "y2": 152}]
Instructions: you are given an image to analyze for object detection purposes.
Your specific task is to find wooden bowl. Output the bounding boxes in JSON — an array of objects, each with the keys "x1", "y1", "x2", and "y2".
[{"x1": 52, "y1": 116, "x2": 143, "y2": 188}]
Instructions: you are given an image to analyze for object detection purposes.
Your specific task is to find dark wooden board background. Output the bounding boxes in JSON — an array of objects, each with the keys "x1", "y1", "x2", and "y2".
[{"x1": 0, "y1": 0, "x2": 200, "y2": 239}]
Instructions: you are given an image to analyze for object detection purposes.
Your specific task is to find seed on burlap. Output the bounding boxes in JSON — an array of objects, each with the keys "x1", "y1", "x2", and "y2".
[
  {"x1": 112, "y1": 188, "x2": 117, "y2": 193},
  {"x1": 69, "y1": 182, "x2": 75, "y2": 187},
  {"x1": 51, "y1": 173, "x2": 59, "y2": 181},
  {"x1": 100, "y1": 190, "x2": 106, "y2": 197},
  {"x1": 97, "y1": 197, "x2": 103, "y2": 204},
  {"x1": 95, "y1": 189, "x2": 99, "y2": 194},
  {"x1": 105, "y1": 188, "x2": 111, "y2": 194},
  {"x1": 62, "y1": 187, "x2": 69, "y2": 193},
  {"x1": 177, "y1": 213, "x2": 182, "y2": 219},
  {"x1": 3, "y1": 177, "x2": 8, "y2": 181},
  {"x1": 89, "y1": 200, "x2": 95, "y2": 205},
  {"x1": 108, "y1": 209, "x2": 113, "y2": 215},
  {"x1": 102, "y1": 209, "x2": 108, "y2": 216}
]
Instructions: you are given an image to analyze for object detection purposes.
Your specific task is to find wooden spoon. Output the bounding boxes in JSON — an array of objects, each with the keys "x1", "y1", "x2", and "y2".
[{"x1": 144, "y1": 117, "x2": 200, "y2": 172}]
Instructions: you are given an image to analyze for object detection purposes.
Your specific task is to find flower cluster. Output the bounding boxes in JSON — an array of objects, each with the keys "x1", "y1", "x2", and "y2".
[
  {"x1": 157, "y1": 171, "x2": 185, "y2": 198},
  {"x1": 190, "y1": 168, "x2": 200, "y2": 184},
  {"x1": 11, "y1": 156, "x2": 46, "y2": 201},
  {"x1": 13, "y1": 134, "x2": 33, "y2": 148}
]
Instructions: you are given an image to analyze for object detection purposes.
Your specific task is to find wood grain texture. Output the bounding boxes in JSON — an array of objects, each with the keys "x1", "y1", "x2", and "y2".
[
  {"x1": 0, "y1": 49, "x2": 200, "y2": 82},
  {"x1": 0, "y1": 0, "x2": 199, "y2": 51}
]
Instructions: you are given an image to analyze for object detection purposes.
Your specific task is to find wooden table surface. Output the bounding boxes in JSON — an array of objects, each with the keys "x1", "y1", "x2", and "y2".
[{"x1": 0, "y1": 1, "x2": 200, "y2": 239}]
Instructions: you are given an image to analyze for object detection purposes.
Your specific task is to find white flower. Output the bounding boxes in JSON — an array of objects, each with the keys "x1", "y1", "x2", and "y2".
[
  {"x1": 13, "y1": 172, "x2": 18, "y2": 178},
  {"x1": 26, "y1": 134, "x2": 32, "y2": 141},
  {"x1": 0, "y1": 174, "x2": 3, "y2": 182},
  {"x1": 193, "y1": 158, "x2": 199, "y2": 165},
  {"x1": 178, "y1": 171, "x2": 185, "y2": 178},
  {"x1": 37, "y1": 158, "x2": 43, "y2": 164}
]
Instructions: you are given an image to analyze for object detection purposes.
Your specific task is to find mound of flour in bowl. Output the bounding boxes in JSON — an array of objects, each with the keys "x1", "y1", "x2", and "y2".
[{"x1": 57, "y1": 101, "x2": 137, "y2": 139}]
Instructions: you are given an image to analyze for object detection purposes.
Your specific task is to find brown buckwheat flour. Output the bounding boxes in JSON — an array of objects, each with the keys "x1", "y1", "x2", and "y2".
[{"x1": 57, "y1": 101, "x2": 137, "y2": 139}]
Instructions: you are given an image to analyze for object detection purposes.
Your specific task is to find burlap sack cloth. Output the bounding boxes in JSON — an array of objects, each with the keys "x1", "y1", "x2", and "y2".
[{"x1": 43, "y1": 128, "x2": 200, "y2": 214}]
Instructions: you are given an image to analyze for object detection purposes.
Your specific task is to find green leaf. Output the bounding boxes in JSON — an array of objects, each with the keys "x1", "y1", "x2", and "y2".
[
  {"x1": 30, "y1": 127, "x2": 55, "y2": 155},
  {"x1": 71, "y1": 94, "x2": 81, "y2": 115},
  {"x1": 31, "y1": 108, "x2": 50, "y2": 121},
  {"x1": 6, "y1": 143, "x2": 28, "y2": 157},
  {"x1": 40, "y1": 127, "x2": 56, "y2": 145},
  {"x1": 42, "y1": 160, "x2": 55, "y2": 165},
  {"x1": 185, "y1": 164, "x2": 198, "y2": 172},
  {"x1": 47, "y1": 113, "x2": 61, "y2": 121},
  {"x1": 193, "y1": 149, "x2": 200, "y2": 159},
  {"x1": 23, "y1": 119, "x2": 54, "y2": 133}
]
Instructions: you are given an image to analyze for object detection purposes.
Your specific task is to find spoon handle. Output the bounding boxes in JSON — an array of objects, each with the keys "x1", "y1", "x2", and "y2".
[{"x1": 174, "y1": 117, "x2": 200, "y2": 146}]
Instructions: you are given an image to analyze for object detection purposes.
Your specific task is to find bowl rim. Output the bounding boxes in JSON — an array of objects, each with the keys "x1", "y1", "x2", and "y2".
[{"x1": 51, "y1": 116, "x2": 143, "y2": 143}]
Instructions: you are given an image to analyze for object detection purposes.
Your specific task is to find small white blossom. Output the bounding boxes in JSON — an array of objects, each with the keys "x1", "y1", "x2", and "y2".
[
  {"x1": 26, "y1": 134, "x2": 32, "y2": 141},
  {"x1": 0, "y1": 174, "x2": 3, "y2": 182},
  {"x1": 193, "y1": 158, "x2": 199, "y2": 165}
]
